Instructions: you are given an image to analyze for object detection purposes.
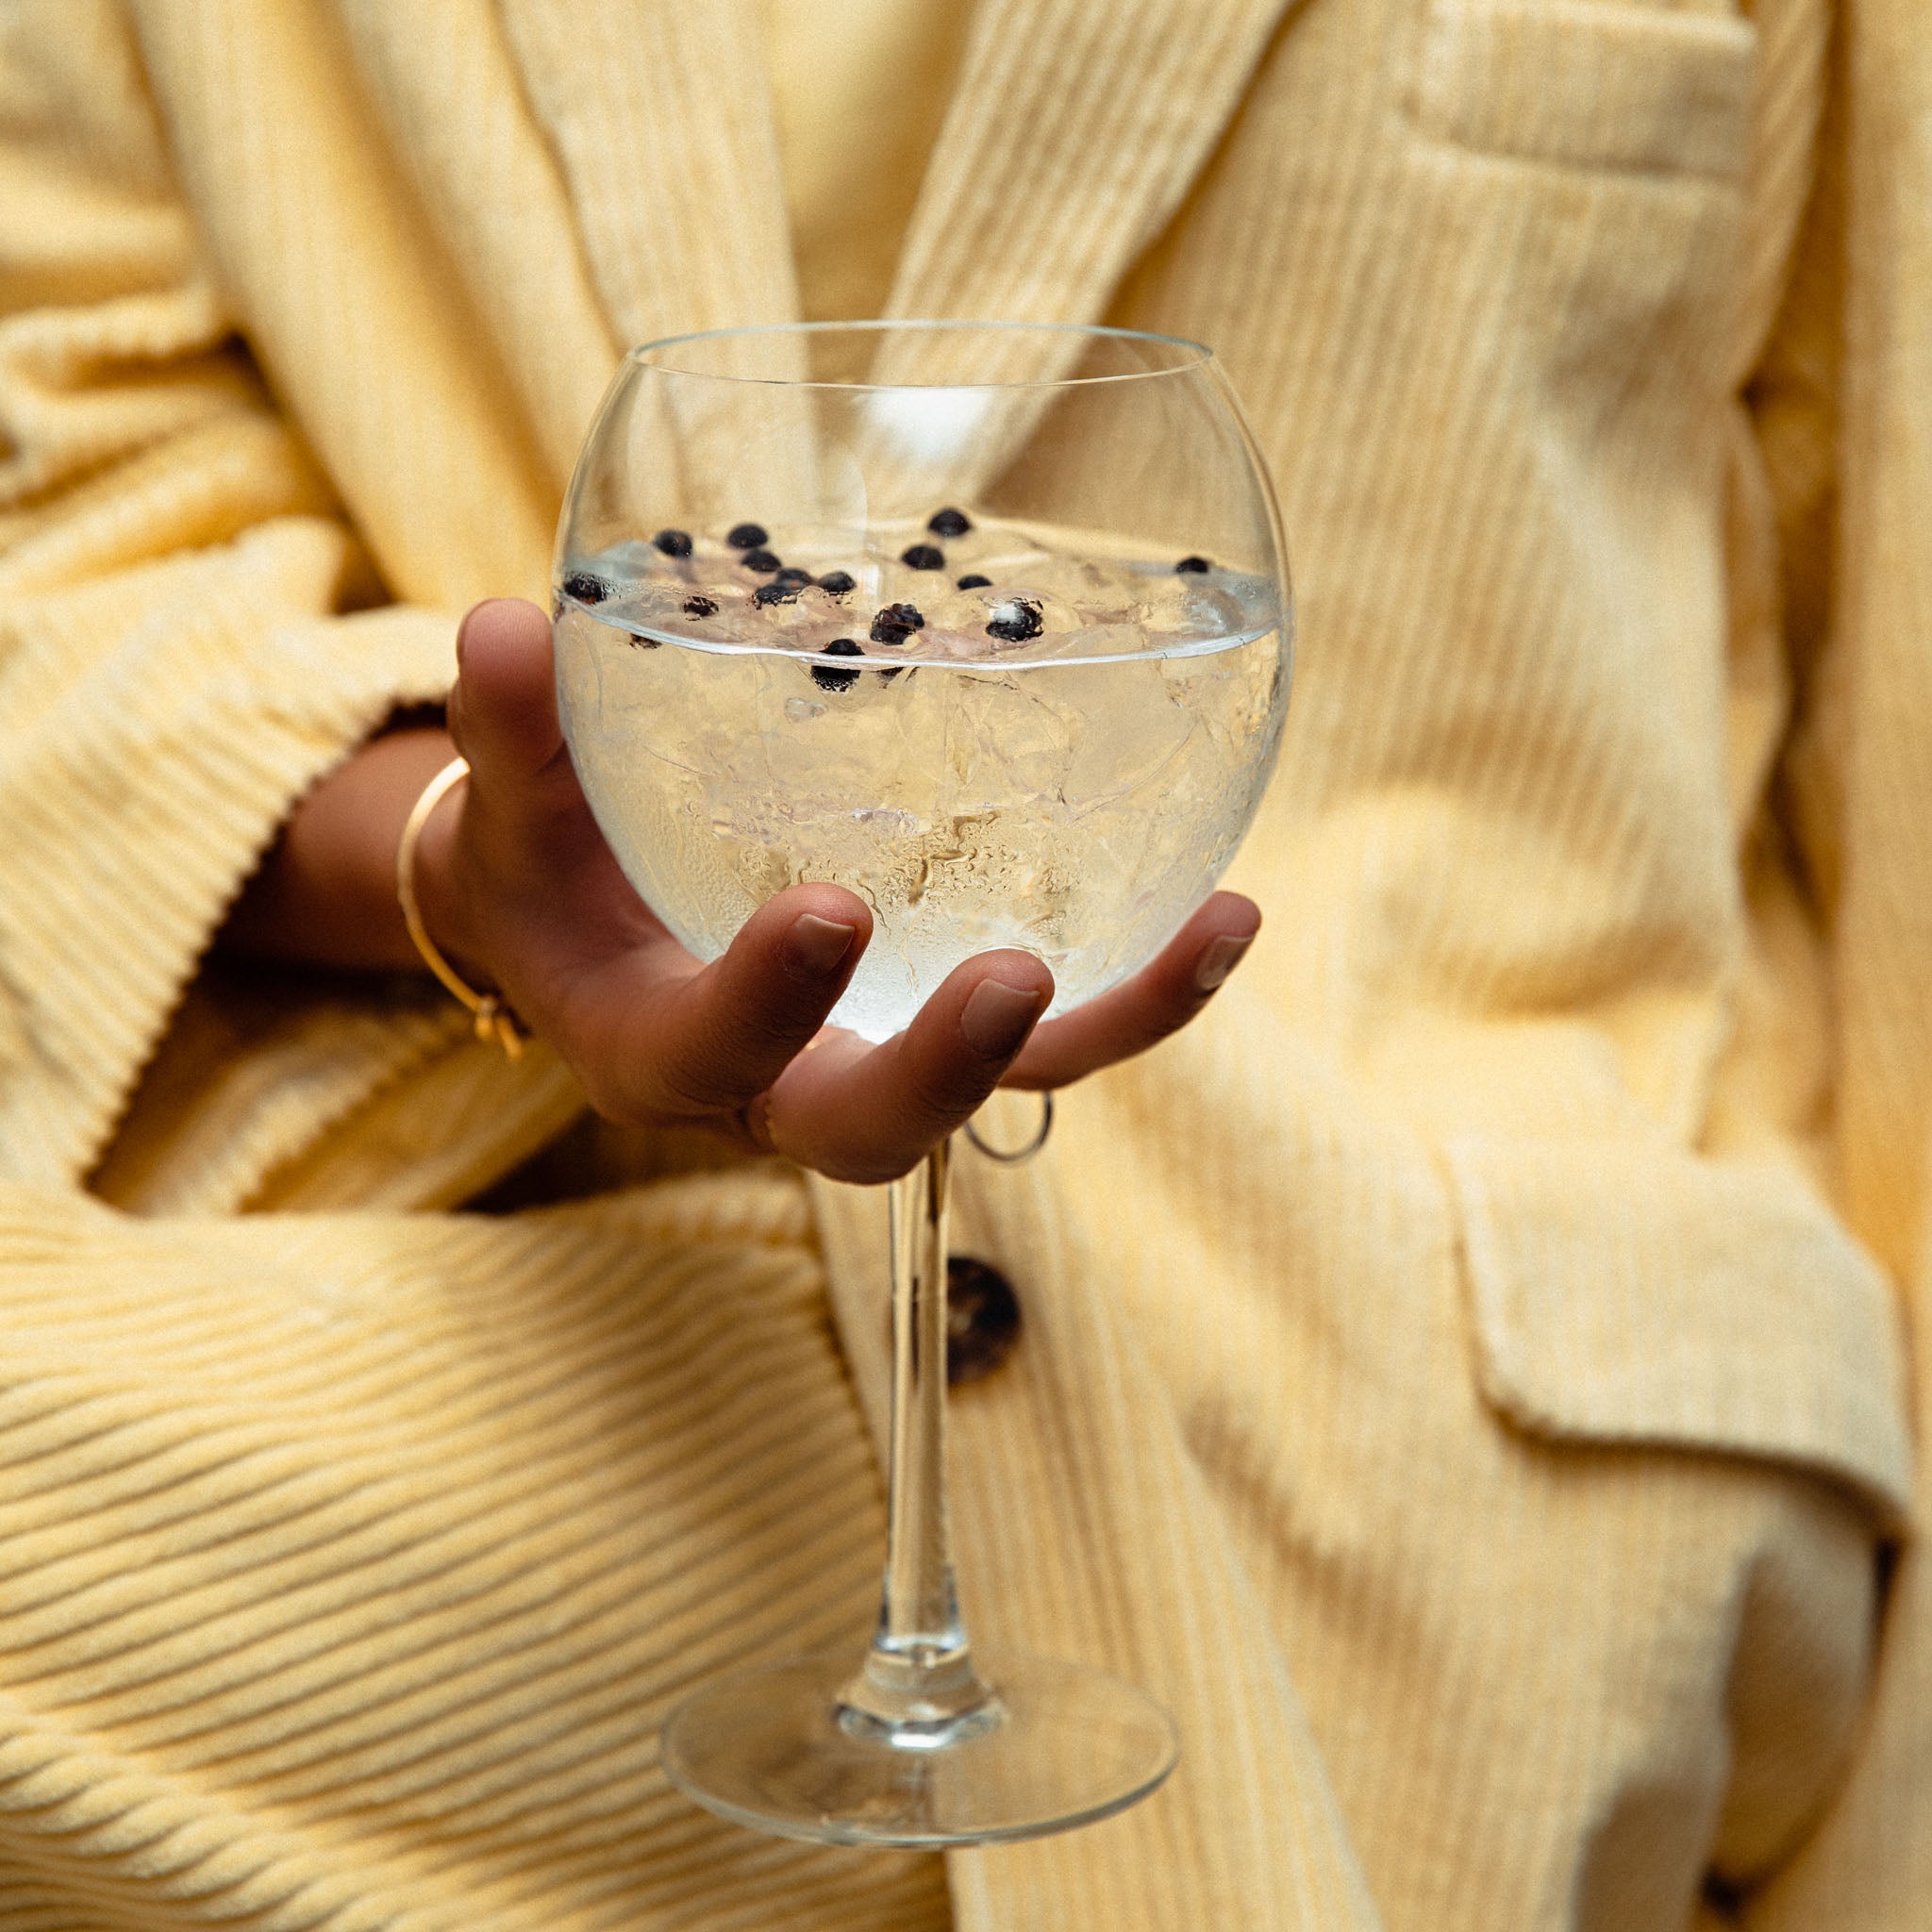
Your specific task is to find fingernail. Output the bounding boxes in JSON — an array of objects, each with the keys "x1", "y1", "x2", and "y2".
[
  {"x1": 785, "y1": 913, "x2": 858, "y2": 978},
  {"x1": 1195, "y1": 933, "x2": 1253, "y2": 993},
  {"x1": 960, "y1": 978, "x2": 1046, "y2": 1057}
]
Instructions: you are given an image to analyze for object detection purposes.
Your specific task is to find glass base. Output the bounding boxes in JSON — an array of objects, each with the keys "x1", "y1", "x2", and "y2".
[{"x1": 659, "y1": 1649, "x2": 1178, "y2": 1848}]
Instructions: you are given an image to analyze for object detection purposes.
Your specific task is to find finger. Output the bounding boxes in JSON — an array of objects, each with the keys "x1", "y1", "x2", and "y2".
[
  {"x1": 447, "y1": 597, "x2": 577, "y2": 809},
  {"x1": 1000, "y1": 892, "x2": 1260, "y2": 1091},
  {"x1": 760, "y1": 949, "x2": 1053, "y2": 1183},
  {"x1": 553, "y1": 880, "x2": 875, "y2": 1123},
  {"x1": 426, "y1": 597, "x2": 645, "y2": 970}
]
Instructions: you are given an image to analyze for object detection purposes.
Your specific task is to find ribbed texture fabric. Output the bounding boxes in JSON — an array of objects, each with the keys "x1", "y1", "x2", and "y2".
[
  {"x1": 0, "y1": 1174, "x2": 950, "y2": 1932},
  {"x1": 1410, "y1": 1, "x2": 1757, "y2": 177},
  {"x1": 0, "y1": 0, "x2": 1928, "y2": 1926},
  {"x1": 880, "y1": 0, "x2": 1290, "y2": 380},
  {"x1": 497, "y1": 0, "x2": 800, "y2": 352},
  {"x1": 759, "y1": 0, "x2": 974, "y2": 325},
  {"x1": 824, "y1": 1035, "x2": 1881, "y2": 1925},
  {"x1": 126, "y1": 0, "x2": 558, "y2": 609},
  {"x1": 1729, "y1": 0, "x2": 1932, "y2": 1923},
  {"x1": 330, "y1": 0, "x2": 621, "y2": 493},
  {"x1": 0, "y1": 534, "x2": 458, "y2": 1188}
]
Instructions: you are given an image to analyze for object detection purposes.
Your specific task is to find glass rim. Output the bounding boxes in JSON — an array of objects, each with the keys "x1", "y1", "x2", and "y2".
[{"x1": 624, "y1": 319, "x2": 1216, "y2": 391}]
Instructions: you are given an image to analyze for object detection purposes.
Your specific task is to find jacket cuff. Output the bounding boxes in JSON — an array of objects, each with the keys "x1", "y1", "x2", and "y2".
[{"x1": 0, "y1": 531, "x2": 458, "y2": 1188}]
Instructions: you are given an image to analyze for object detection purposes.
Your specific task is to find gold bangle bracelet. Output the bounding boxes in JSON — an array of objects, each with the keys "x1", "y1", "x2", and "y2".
[{"x1": 395, "y1": 756, "x2": 526, "y2": 1059}]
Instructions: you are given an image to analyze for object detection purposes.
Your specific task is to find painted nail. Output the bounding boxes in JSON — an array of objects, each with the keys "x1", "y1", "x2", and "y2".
[
  {"x1": 1195, "y1": 933, "x2": 1253, "y2": 993},
  {"x1": 786, "y1": 913, "x2": 858, "y2": 978},
  {"x1": 960, "y1": 978, "x2": 1046, "y2": 1058}
]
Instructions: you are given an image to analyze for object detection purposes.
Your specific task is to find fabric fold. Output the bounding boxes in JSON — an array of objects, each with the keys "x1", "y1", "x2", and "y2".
[
  {"x1": 1443, "y1": 1134, "x2": 1914, "y2": 1525},
  {"x1": 885, "y1": 0, "x2": 1297, "y2": 349},
  {"x1": 127, "y1": 0, "x2": 557, "y2": 608},
  {"x1": 329, "y1": 0, "x2": 622, "y2": 493},
  {"x1": 0, "y1": 537, "x2": 458, "y2": 1189},
  {"x1": 495, "y1": 0, "x2": 800, "y2": 352},
  {"x1": 0, "y1": 1174, "x2": 953, "y2": 1930}
]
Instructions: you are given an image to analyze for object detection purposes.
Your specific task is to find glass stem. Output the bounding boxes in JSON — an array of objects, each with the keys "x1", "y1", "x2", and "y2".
[{"x1": 839, "y1": 1136, "x2": 999, "y2": 1739}]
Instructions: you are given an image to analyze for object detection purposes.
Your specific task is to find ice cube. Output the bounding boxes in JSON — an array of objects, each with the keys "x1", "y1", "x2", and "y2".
[
  {"x1": 939, "y1": 671, "x2": 1073, "y2": 813},
  {"x1": 1139, "y1": 566, "x2": 1279, "y2": 638},
  {"x1": 991, "y1": 551, "x2": 1137, "y2": 620},
  {"x1": 594, "y1": 537, "x2": 665, "y2": 583},
  {"x1": 920, "y1": 581, "x2": 1011, "y2": 638},
  {"x1": 1038, "y1": 656, "x2": 1196, "y2": 810},
  {"x1": 1129, "y1": 570, "x2": 1196, "y2": 631},
  {"x1": 1176, "y1": 580, "x2": 1251, "y2": 636}
]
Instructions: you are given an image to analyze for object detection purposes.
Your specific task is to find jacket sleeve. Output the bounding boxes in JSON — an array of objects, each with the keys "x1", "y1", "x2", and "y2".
[
  {"x1": 0, "y1": 3, "x2": 568, "y2": 1207},
  {"x1": 1740, "y1": 0, "x2": 1932, "y2": 1920}
]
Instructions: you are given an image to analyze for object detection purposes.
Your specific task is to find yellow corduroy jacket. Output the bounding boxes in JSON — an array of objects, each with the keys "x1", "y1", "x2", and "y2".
[{"x1": 1, "y1": 1, "x2": 1929, "y2": 1927}]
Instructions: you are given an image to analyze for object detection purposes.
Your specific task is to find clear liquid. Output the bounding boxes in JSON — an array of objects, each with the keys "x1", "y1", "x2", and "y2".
[{"x1": 555, "y1": 525, "x2": 1290, "y2": 1042}]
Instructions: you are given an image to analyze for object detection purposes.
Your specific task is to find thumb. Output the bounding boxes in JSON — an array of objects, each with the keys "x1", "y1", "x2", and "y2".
[{"x1": 448, "y1": 597, "x2": 572, "y2": 804}]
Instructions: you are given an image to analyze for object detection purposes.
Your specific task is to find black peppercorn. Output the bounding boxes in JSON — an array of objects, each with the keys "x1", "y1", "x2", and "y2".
[
  {"x1": 811, "y1": 638, "x2": 865, "y2": 692},
  {"x1": 871, "y1": 602, "x2": 926, "y2": 645},
  {"x1": 986, "y1": 597, "x2": 1043, "y2": 643}
]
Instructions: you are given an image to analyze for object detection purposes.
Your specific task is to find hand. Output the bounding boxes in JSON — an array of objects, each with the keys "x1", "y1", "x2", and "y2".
[
  {"x1": 232, "y1": 596, "x2": 1260, "y2": 1184},
  {"x1": 429, "y1": 598, "x2": 1264, "y2": 1180}
]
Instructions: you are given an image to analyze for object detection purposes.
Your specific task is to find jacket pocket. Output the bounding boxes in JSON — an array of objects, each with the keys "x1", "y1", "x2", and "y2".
[
  {"x1": 1442, "y1": 1135, "x2": 1914, "y2": 1529},
  {"x1": 1411, "y1": 0, "x2": 1757, "y2": 179}
]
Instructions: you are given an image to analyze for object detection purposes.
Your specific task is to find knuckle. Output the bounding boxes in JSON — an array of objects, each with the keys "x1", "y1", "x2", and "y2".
[
  {"x1": 650, "y1": 1049, "x2": 751, "y2": 1118},
  {"x1": 557, "y1": 967, "x2": 824, "y2": 1126},
  {"x1": 722, "y1": 992, "x2": 818, "y2": 1065},
  {"x1": 643, "y1": 998, "x2": 791, "y2": 1117},
  {"x1": 574, "y1": 1063, "x2": 652, "y2": 1130},
  {"x1": 917, "y1": 1064, "x2": 1001, "y2": 1134}
]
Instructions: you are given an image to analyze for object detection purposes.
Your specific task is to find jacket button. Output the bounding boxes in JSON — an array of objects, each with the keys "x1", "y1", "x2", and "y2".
[{"x1": 947, "y1": 1256, "x2": 1022, "y2": 1386}]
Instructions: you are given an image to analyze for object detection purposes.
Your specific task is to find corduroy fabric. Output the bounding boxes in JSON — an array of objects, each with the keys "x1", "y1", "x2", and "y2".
[{"x1": 0, "y1": 0, "x2": 1927, "y2": 1926}]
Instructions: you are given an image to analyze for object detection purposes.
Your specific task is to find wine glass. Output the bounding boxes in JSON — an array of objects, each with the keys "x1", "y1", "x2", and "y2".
[{"x1": 551, "y1": 321, "x2": 1292, "y2": 1848}]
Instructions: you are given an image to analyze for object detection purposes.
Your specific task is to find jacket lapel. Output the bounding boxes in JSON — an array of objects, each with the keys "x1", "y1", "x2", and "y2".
[
  {"x1": 885, "y1": 0, "x2": 1300, "y2": 367},
  {"x1": 496, "y1": 0, "x2": 800, "y2": 351},
  {"x1": 331, "y1": 0, "x2": 621, "y2": 494},
  {"x1": 499, "y1": 0, "x2": 1298, "y2": 378}
]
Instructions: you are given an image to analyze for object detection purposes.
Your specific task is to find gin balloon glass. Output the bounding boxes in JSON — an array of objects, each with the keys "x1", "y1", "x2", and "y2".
[{"x1": 552, "y1": 321, "x2": 1292, "y2": 1847}]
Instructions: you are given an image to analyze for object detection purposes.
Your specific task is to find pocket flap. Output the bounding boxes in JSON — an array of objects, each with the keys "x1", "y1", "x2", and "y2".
[
  {"x1": 1444, "y1": 1136, "x2": 1914, "y2": 1526},
  {"x1": 1414, "y1": 0, "x2": 1757, "y2": 178}
]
